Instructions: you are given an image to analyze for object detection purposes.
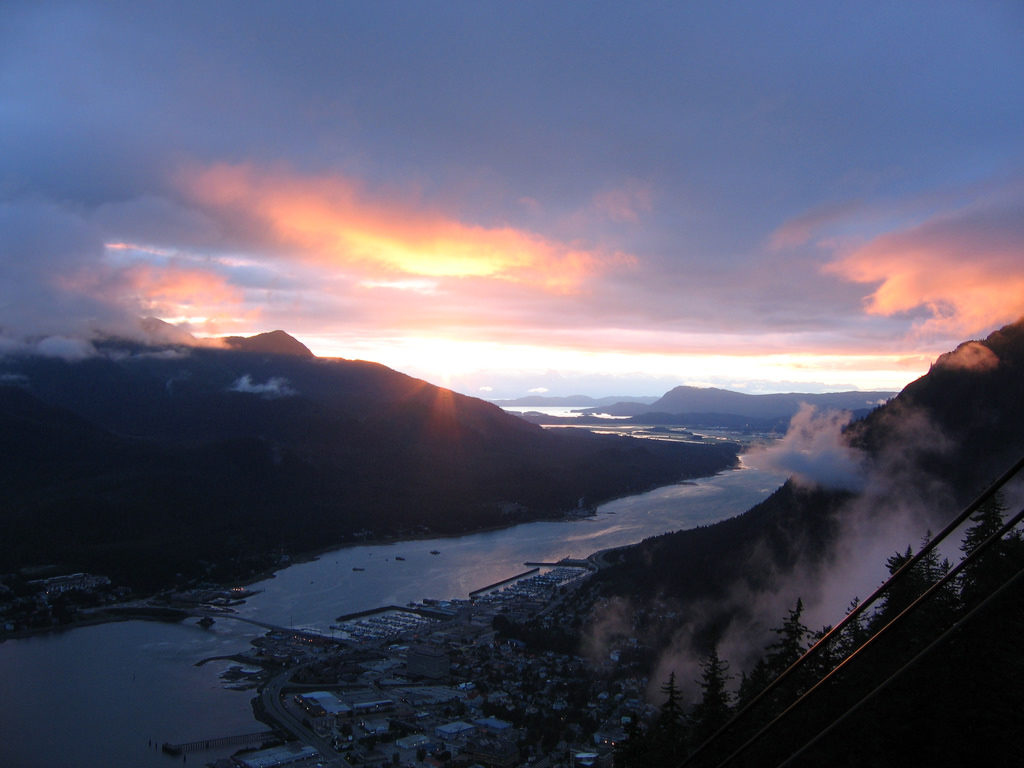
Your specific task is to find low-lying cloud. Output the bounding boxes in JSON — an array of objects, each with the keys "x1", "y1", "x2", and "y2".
[
  {"x1": 644, "y1": 399, "x2": 968, "y2": 699},
  {"x1": 746, "y1": 404, "x2": 867, "y2": 492},
  {"x1": 228, "y1": 374, "x2": 296, "y2": 398},
  {"x1": 933, "y1": 340, "x2": 1000, "y2": 372}
]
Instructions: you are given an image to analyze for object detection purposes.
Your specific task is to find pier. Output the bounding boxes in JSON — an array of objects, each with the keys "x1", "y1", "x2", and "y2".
[
  {"x1": 161, "y1": 730, "x2": 277, "y2": 755},
  {"x1": 334, "y1": 604, "x2": 455, "y2": 623},
  {"x1": 468, "y1": 567, "x2": 540, "y2": 597},
  {"x1": 524, "y1": 558, "x2": 594, "y2": 570}
]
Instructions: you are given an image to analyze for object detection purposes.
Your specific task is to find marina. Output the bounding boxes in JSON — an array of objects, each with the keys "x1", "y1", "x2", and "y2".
[
  {"x1": 468, "y1": 567, "x2": 540, "y2": 597},
  {"x1": 0, "y1": 464, "x2": 788, "y2": 768}
]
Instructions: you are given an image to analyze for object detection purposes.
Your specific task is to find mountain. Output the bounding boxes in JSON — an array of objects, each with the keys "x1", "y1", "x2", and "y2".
[
  {"x1": 598, "y1": 317, "x2": 1024, "y2": 612},
  {"x1": 491, "y1": 394, "x2": 659, "y2": 407},
  {"x1": 0, "y1": 332, "x2": 739, "y2": 590},
  {"x1": 223, "y1": 329, "x2": 314, "y2": 357},
  {"x1": 591, "y1": 318, "x2": 1024, "y2": 765},
  {"x1": 590, "y1": 386, "x2": 895, "y2": 419}
]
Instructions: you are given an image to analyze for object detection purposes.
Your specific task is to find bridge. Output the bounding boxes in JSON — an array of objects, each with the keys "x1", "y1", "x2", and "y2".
[{"x1": 161, "y1": 729, "x2": 277, "y2": 755}]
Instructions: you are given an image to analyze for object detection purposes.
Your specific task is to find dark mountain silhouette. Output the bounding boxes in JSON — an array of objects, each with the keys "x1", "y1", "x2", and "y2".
[
  {"x1": 223, "y1": 329, "x2": 314, "y2": 357},
  {"x1": 599, "y1": 317, "x2": 1024, "y2": 610},
  {"x1": 0, "y1": 332, "x2": 738, "y2": 589},
  {"x1": 590, "y1": 386, "x2": 895, "y2": 420},
  {"x1": 491, "y1": 394, "x2": 658, "y2": 407},
  {"x1": 594, "y1": 317, "x2": 1024, "y2": 766}
]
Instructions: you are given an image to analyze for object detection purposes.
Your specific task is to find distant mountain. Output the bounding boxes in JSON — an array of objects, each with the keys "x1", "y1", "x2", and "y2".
[
  {"x1": 492, "y1": 394, "x2": 658, "y2": 407},
  {"x1": 0, "y1": 331, "x2": 738, "y2": 590},
  {"x1": 590, "y1": 386, "x2": 895, "y2": 419}
]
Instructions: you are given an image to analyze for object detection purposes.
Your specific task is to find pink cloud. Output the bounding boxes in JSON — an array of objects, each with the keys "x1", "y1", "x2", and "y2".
[
  {"x1": 932, "y1": 340, "x2": 1000, "y2": 372},
  {"x1": 592, "y1": 179, "x2": 654, "y2": 223},
  {"x1": 824, "y1": 200, "x2": 1024, "y2": 339}
]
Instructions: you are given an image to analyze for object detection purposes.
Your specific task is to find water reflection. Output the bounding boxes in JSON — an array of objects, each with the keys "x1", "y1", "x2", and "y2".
[{"x1": 1, "y1": 464, "x2": 786, "y2": 768}]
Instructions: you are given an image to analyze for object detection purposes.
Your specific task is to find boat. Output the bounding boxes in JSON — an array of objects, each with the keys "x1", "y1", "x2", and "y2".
[
  {"x1": 429, "y1": 550, "x2": 440, "y2": 555},
  {"x1": 395, "y1": 556, "x2": 405, "y2": 561},
  {"x1": 352, "y1": 567, "x2": 365, "y2": 572}
]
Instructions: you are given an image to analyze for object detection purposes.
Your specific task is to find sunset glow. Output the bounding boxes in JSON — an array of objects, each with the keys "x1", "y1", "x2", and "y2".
[
  {"x1": 2, "y1": 3, "x2": 1022, "y2": 398},
  {"x1": 182, "y1": 164, "x2": 614, "y2": 291}
]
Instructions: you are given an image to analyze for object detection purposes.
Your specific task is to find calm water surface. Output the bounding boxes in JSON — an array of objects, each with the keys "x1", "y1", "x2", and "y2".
[{"x1": 0, "y1": 463, "x2": 785, "y2": 768}]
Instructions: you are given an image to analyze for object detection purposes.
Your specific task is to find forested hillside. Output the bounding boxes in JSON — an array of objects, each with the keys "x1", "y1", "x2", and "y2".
[
  {"x1": 0, "y1": 333, "x2": 738, "y2": 590},
  {"x1": 594, "y1": 318, "x2": 1024, "y2": 766}
]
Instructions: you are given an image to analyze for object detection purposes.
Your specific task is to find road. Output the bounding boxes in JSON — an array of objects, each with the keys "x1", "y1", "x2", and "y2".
[{"x1": 260, "y1": 666, "x2": 347, "y2": 768}]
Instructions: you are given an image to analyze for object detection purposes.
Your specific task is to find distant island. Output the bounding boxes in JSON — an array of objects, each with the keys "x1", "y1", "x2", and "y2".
[
  {"x1": 506, "y1": 386, "x2": 896, "y2": 433},
  {"x1": 490, "y1": 394, "x2": 659, "y2": 407}
]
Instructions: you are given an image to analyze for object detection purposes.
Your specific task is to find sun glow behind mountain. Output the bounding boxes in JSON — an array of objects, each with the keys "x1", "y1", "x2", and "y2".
[{"x1": 2, "y1": 4, "x2": 1022, "y2": 398}]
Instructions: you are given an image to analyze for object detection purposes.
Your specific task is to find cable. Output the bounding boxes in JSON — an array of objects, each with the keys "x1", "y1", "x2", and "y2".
[
  {"x1": 715, "y1": 502, "x2": 1024, "y2": 767},
  {"x1": 776, "y1": 562, "x2": 1024, "y2": 767},
  {"x1": 680, "y1": 453, "x2": 1024, "y2": 768}
]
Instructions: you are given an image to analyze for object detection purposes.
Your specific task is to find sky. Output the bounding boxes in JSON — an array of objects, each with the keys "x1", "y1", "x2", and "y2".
[{"x1": 2, "y1": 1, "x2": 1022, "y2": 399}]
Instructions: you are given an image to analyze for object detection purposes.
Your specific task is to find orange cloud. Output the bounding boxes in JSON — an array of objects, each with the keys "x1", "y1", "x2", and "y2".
[
  {"x1": 824, "y1": 204, "x2": 1024, "y2": 338},
  {"x1": 119, "y1": 262, "x2": 243, "y2": 312},
  {"x1": 180, "y1": 163, "x2": 623, "y2": 292},
  {"x1": 933, "y1": 340, "x2": 1000, "y2": 372},
  {"x1": 61, "y1": 255, "x2": 250, "y2": 333}
]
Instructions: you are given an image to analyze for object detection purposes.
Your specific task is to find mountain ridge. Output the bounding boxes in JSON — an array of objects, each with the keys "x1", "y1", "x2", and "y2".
[
  {"x1": 0, "y1": 332, "x2": 740, "y2": 589},
  {"x1": 589, "y1": 386, "x2": 896, "y2": 419}
]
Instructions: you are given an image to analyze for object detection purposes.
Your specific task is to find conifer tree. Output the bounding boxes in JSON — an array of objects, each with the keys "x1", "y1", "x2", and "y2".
[
  {"x1": 874, "y1": 534, "x2": 957, "y2": 641},
  {"x1": 959, "y1": 492, "x2": 1019, "y2": 608},
  {"x1": 764, "y1": 598, "x2": 809, "y2": 678},
  {"x1": 736, "y1": 599, "x2": 809, "y2": 712},
  {"x1": 649, "y1": 671, "x2": 687, "y2": 765},
  {"x1": 690, "y1": 647, "x2": 733, "y2": 746},
  {"x1": 834, "y1": 596, "x2": 870, "y2": 659}
]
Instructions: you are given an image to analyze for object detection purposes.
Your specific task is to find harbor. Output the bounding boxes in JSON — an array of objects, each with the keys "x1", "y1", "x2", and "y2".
[{"x1": 0, "y1": 465, "x2": 788, "y2": 768}]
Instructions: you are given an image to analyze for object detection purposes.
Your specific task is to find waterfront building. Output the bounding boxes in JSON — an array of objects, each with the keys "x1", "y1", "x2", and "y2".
[{"x1": 233, "y1": 743, "x2": 320, "y2": 768}]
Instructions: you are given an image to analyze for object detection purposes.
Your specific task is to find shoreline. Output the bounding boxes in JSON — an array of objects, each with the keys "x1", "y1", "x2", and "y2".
[
  {"x1": 2, "y1": 462, "x2": 755, "y2": 644},
  {"x1": 229, "y1": 460, "x2": 744, "y2": 590}
]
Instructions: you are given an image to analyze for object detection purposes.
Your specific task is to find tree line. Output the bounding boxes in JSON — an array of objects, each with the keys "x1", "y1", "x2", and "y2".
[{"x1": 617, "y1": 493, "x2": 1024, "y2": 767}]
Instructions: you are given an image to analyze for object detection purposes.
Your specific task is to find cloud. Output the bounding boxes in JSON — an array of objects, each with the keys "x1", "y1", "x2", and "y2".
[
  {"x1": 178, "y1": 163, "x2": 627, "y2": 293},
  {"x1": 2, "y1": 2, "x2": 1020, "y2": 395},
  {"x1": 35, "y1": 336, "x2": 97, "y2": 361},
  {"x1": 228, "y1": 374, "x2": 296, "y2": 398},
  {"x1": 824, "y1": 197, "x2": 1024, "y2": 340},
  {"x1": 581, "y1": 596, "x2": 636, "y2": 665},
  {"x1": 746, "y1": 405, "x2": 867, "y2": 492},
  {"x1": 592, "y1": 180, "x2": 654, "y2": 224},
  {"x1": 0, "y1": 334, "x2": 98, "y2": 361},
  {"x1": 932, "y1": 340, "x2": 1000, "y2": 372},
  {"x1": 767, "y1": 199, "x2": 868, "y2": 251},
  {"x1": 644, "y1": 399, "x2": 965, "y2": 691}
]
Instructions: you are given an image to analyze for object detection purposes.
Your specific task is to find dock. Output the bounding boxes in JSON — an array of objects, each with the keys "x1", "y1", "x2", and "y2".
[
  {"x1": 335, "y1": 604, "x2": 455, "y2": 623},
  {"x1": 161, "y1": 730, "x2": 277, "y2": 755},
  {"x1": 468, "y1": 568, "x2": 540, "y2": 597},
  {"x1": 524, "y1": 558, "x2": 594, "y2": 570}
]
